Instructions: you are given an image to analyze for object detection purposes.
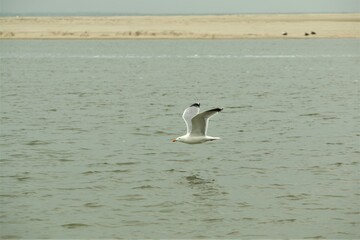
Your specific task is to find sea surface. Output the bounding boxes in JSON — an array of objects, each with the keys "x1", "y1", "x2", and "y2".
[{"x1": 0, "y1": 39, "x2": 359, "y2": 239}]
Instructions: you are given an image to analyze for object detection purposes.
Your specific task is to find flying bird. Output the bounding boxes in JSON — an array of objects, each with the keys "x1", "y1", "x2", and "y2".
[{"x1": 172, "y1": 103, "x2": 223, "y2": 144}]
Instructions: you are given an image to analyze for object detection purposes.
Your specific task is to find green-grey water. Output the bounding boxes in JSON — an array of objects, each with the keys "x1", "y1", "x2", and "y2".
[{"x1": 0, "y1": 39, "x2": 359, "y2": 239}]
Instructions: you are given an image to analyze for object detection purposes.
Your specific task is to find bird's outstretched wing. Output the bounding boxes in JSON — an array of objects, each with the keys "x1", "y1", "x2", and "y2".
[
  {"x1": 182, "y1": 103, "x2": 200, "y2": 134},
  {"x1": 190, "y1": 108, "x2": 223, "y2": 136}
]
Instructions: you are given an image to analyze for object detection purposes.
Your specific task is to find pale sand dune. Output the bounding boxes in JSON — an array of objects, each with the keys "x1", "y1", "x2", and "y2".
[{"x1": 0, "y1": 14, "x2": 359, "y2": 39}]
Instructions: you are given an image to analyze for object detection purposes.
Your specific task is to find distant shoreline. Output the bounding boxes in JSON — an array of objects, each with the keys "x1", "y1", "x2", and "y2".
[{"x1": 1, "y1": 14, "x2": 359, "y2": 39}]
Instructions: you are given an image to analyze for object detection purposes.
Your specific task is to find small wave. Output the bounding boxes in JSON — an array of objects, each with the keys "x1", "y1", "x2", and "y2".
[
  {"x1": 144, "y1": 201, "x2": 181, "y2": 208},
  {"x1": 154, "y1": 130, "x2": 173, "y2": 136},
  {"x1": 299, "y1": 112, "x2": 321, "y2": 117},
  {"x1": 62, "y1": 223, "x2": 90, "y2": 229},
  {"x1": 186, "y1": 175, "x2": 215, "y2": 185},
  {"x1": 84, "y1": 202, "x2": 103, "y2": 208},
  {"x1": 107, "y1": 169, "x2": 129, "y2": 173},
  {"x1": 202, "y1": 218, "x2": 224, "y2": 222},
  {"x1": 118, "y1": 194, "x2": 145, "y2": 201},
  {"x1": 0, "y1": 194, "x2": 19, "y2": 198},
  {"x1": 132, "y1": 185, "x2": 159, "y2": 189},
  {"x1": 24, "y1": 140, "x2": 51, "y2": 146},
  {"x1": 276, "y1": 193, "x2": 310, "y2": 200},
  {"x1": 304, "y1": 236, "x2": 325, "y2": 239},
  {"x1": 82, "y1": 170, "x2": 101, "y2": 175},
  {"x1": 122, "y1": 220, "x2": 150, "y2": 227},
  {"x1": 238, "y1": 202, "x2": 252, "y2": 208},
  {"x1": 58, "y1": 158, "x2": 75, "y2": 162},
  {"x1": 321, "y1": 194, "x2": 345, "y2": 198},
  {"x1": 0, "y1": 235, "x2": 21, "y2": 239},
  {"x1": 276, "y1": 218, "x2": 297, "y2": 223},
  {"x1": 326, "y1": 142, "x2": 344, "y2": 145},
  {"x1": 115, "y1": 162, "x2": 138, "y2": 166}
]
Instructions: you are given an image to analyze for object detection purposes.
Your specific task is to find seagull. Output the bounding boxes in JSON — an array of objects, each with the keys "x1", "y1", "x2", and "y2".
[{"x1": 172, "y1": 103, "x2": 223, "y2": 144}]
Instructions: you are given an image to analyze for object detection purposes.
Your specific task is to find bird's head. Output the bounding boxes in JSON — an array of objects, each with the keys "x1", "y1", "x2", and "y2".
[{"x1": 172, "y1": 137, "x2": 182, "y2": 143}]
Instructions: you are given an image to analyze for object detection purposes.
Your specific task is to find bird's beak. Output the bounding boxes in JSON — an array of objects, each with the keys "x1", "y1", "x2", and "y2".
[{"x1": 172, "y1": 139, "x2": 177, "y2": 142}]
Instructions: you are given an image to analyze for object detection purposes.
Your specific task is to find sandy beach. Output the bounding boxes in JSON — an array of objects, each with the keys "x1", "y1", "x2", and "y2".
[{"x1": 0, "y1": 14, "x2": 359, "y2": 39}]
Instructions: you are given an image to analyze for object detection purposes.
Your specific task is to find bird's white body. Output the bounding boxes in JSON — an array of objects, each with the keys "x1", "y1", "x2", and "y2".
[
  {"x1": 173, "y1": 103, "x2": 223, "y2": 144},
  {"x1": 175, "y1": 134, "x2": 220, "y2": 144}
]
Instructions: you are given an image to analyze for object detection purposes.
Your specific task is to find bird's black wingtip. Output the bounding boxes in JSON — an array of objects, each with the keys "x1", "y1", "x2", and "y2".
[
  {"x1": 206, "y1": 107, "x2": 223, "y2": 113},
  {"x1": 190, "y1": 102, "x2": 200, "y2": 108}
]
